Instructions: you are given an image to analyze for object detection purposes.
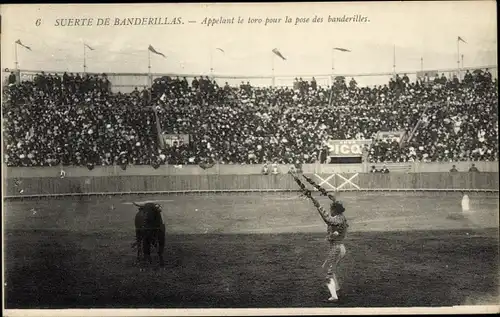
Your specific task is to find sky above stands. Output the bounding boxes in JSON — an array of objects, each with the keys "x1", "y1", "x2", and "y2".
[{"x1": 0, "y1": 2, "x2": 497, "y2": 79}]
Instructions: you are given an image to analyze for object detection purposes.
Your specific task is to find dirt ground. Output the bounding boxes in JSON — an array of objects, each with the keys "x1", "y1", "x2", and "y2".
[{"x1": 3, "y1": 192, "x2": 499, "y2": 308}]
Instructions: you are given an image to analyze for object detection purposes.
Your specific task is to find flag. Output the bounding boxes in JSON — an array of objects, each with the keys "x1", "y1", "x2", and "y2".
[
  {"x1": 148, "y1": 45, "x2": 166, "y2": 58},
  {"x1": 15, "y1": 39, "x2": 31, "y2": 51},
  {"x1": 216, "y1": 48, "x2": 225, "y2": 53},
  {"x1": 85, "y1": 43, "x2": 94, "y2": 51},
  {"x1": 272, "y1": 48, "x2": 286, "y2": 60},
  {"x1": 150, "y1": 105, "x2": 165, "y2": 148},
  {"x1": 333, "y1": 47, "x2": 351, "y2": 52},
  {"x1": 458, "y1": 36, "x2": 466, "y2": 43}
]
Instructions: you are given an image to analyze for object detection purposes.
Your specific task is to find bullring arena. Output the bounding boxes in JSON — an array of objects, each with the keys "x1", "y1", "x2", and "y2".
[
  {"x1": 3, "y1": 164, "x2": 499, "y2": 308},
  {"x1": 2, "y1": 2, "x2": 499, "y2": 309}
]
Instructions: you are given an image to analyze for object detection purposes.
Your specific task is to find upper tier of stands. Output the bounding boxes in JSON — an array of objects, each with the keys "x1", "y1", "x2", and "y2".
[{"x1": 2, "y1": 69, "x2": 498, "y2": 167}]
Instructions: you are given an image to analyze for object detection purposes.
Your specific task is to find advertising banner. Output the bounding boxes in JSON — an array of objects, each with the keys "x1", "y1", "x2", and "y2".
[
  {"x1": 325, "y1": 139, "x2": 372, "y2": 157},
  {"x1": 162, "y1": 134, "x2": 190, "y2": 147},
  {"x1": 376, "y1": 130, "x2": 406, "y2": 143}
]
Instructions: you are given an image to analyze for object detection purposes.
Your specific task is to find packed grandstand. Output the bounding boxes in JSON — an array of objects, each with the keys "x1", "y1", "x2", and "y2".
[{"x1": 2, "y1": 69, "x2": 498, "y2": 168}]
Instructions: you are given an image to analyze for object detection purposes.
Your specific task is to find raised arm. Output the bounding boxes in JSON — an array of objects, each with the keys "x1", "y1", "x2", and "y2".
[
  {"x1": 290, "y1": 172, "x2": 341, "y2": 225},
  {"x1": 302, "y1": 175, "x2": 336, "y2": 202},
  {"x1": 304, "y1": 190, "x2": 341, "y2": 225}
]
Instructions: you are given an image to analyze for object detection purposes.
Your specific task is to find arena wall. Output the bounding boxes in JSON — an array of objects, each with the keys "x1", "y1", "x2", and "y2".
[
  {"x1": 3, "y1": 161, "x2": 498, "y2": 179},
  {"x1": 4, "y1": 172, "x2": 498, "y2": 197}
]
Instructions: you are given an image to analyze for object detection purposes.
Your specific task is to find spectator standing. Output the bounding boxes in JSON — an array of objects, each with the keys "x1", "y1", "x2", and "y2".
[
  {"x1": 262, "y1": 163, "x2": 269, "y2": 175},
  {"x1": 8, "y1": 72, "x2": 16, "y2": 85},
  {"x1": 311, "y1": 77, "x2": 317, "y2": 90},
  {"x1": 380, "y1": 165, "x2": 390, "y2": 173},
  {"x1": 468, "y1": 164, "x2": 479, "y2": 172},
  {"x1": 271, "y1": 163, "x2": 279, "y2": 175}
]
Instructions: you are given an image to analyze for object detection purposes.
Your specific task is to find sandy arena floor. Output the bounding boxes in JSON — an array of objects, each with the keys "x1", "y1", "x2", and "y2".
[{"x1": 3, "y1": 192, "x2": 499, "y2": 308}]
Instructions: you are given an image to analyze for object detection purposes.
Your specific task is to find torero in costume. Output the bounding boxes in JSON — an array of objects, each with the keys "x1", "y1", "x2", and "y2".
[{"x1": 303, "y1": 190, "x2": 349, "y2": 302}]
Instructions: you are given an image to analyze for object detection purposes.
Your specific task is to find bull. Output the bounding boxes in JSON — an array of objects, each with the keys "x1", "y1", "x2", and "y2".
[{"x1": 132, "y1": 202, "x2": 166, "y2": 268}]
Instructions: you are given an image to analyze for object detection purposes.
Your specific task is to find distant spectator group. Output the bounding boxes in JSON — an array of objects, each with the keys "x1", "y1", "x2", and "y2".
[
  {"x1": 370, "y1": 165, "x2": 390, "y2": 173},
  {"x1": 450, "y1": 163, "x2": 480, "y2": 173},
  {"x1": 2, "y1": 68, "x2": 498, "y2": 168}
]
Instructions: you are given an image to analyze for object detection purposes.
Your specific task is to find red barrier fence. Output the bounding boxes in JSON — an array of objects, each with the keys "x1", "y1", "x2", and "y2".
[{"x1": 4, "y1": 172, "x2": 498, "y2": 198}]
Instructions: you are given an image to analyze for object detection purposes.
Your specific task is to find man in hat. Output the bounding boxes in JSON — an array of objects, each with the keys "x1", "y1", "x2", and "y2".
[
  {"x1": 468, "y1": 163, "x2": 480, "y2": 172},
  {"x1": 8, "y1": 72, "x2": 16, "y2": 85},
  {"x1": 303, "y1": 190, "x2": 349, "y2": 302}
]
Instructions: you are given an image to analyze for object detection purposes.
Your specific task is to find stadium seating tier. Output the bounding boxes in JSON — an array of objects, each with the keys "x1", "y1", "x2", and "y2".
[{"x1": 2, "y1": 70, "x2": 498, "y2": 167}]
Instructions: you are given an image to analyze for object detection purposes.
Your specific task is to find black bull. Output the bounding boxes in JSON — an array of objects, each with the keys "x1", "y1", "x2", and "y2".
[{"x1": 132, "y1": 202, "x2": 166, "y2": 267}]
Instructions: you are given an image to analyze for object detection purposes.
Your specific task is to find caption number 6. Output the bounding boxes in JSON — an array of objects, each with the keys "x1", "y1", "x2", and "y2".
[{"x1": 35, "y1": 19, "x2": 41, "y2": 26}]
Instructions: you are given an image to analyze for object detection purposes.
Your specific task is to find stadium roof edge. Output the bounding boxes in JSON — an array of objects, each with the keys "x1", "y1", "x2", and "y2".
[{"x1": 6, "y1": 65, "x2": 498, "y2": 79}]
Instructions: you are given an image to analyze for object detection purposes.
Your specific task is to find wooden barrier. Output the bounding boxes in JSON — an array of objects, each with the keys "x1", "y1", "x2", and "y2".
[
  {"x1": 4, "y1": 161, "x2": 498, "y2": 179},
  {"x1": 4, "y1": 172, "x2": 498, "y2": 198}
]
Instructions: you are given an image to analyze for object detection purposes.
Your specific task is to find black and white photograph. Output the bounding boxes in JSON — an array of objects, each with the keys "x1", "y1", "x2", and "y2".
[{"x1": 1, "y1": 2, "x2": 499, "y2": 316}]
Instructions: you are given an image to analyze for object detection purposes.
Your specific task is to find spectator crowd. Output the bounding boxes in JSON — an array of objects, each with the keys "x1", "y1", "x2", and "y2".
[{"x1": 2, "y1": 69, "x2": 498, "y2": 167}]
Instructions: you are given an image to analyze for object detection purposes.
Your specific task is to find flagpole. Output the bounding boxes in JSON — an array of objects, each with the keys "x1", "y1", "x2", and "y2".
[
  {"x1": 457, "y1": 37, "x2": 460, "y2": 80},
  {"x1": 331, "y1": 47, "x2": 335, "y2": 76},
  {"x1": 393, "y1": 44, "x2": 396, "y2": 76},
  {"x1": 148, "y1": 48, "x2": 151, "y2": 73},
  {"x1": 420, "y1": 57, "x2": 423, "y2": 72},
  {"x1": 83, "y1": 44, "x2": 87, "y2": 73},
  {"x1": 14, "y1": 42, "x2": 18, "y2": 70},
  {"x1": 148, "y1": 48, "x2": 152, "y2": 88},
  {"x1": 330, "y1": 47, "x2": 335, "y2": 100},
  {"x1": 272, "y1": 53, "x2": 275, "y2": 87},
  {"x1": 210, "y1": 48, "x2": 214, "y2": 77}
]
